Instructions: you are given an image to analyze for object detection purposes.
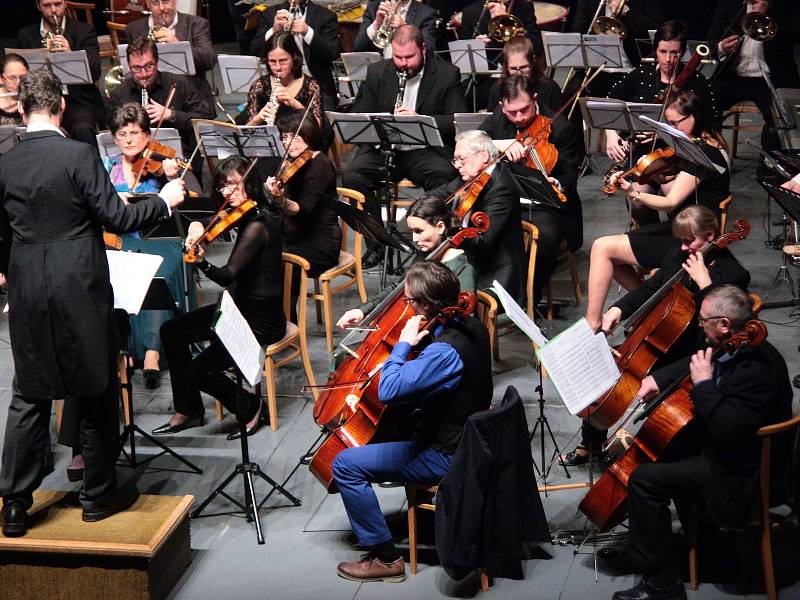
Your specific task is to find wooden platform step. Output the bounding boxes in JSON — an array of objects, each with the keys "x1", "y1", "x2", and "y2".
[{"x1": 0, "y1": 491, "x2": 193, "y2": 600}]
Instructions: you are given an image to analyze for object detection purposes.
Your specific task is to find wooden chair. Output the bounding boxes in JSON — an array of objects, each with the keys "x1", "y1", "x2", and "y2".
[
  {"x1": 722, "y1": 101, "x2": 761, "y2": 159},
  {"x1": 311, "y1": 187, "x2": 368, "y2": 353},
  {"x1": 719, "y1": 194, "x2": 734, "y2": 233},
  {"x1": 214, "y1": 253, "x2": 318, "y2": 431},
  {"x1": 406, "y1": 483, "x2": 491, "y2": 591},
  {"x1": 67, "y1": 2, "x2": 115, "y2": 60},
  {"x1": 388, "y1": 178, "x2": 418, "y2": 224},
  {"x1": 748, "y1": 291, "x2": 763, "y2": 315},
  {"x1": 544, "y1": 240, "x2": 583, "y2": 320},
  {"x1": 106, "y1": 21, "x2": 129, "y2": 49},
  {"x1": 688, "y1": 413, "x2": 800, "y2": 599}
]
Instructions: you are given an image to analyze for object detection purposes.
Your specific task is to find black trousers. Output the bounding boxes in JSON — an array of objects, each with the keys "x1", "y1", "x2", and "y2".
[
  {"x1": 63, "y1": 102, "x2": 103, "y2": 149},
  {"x1": 563, "y1": 70, "x2": 627, "y2": 162},
  {"x1": 712, "y1": 74, "x2": 778, "y2": 151},
  {"x1": 524, "y1": 207, "x2": 570, "y2": 305},
  {"x1": 0, "y1": 374, "x2": 119, "y2": 509},
  {"x1": 627, "y1": 455, "x2": 707, "y2": 583}
]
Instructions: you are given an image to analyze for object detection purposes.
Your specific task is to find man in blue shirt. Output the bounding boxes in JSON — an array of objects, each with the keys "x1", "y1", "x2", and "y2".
[{"x1": 333, "y1": 261, "x2": 493, "y2": 583}]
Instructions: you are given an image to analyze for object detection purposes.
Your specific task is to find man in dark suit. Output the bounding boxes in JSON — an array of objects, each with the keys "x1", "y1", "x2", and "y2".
[
  {"x1": 16, "y1": 0, "x2": 106, "y2": 146},
  {"x1": 707, "y1": 0, "x2": 800, "y2": 151},
  {"x1": 479, "y1": 75, "x2": 582, "y2": 304},
  {"x1": 0, "y1": 69, "x2": 186, "y2": 537},
  {"x1": 125, "y1": 0, "x2": 216, "y2": 117},
  {"x1": 431, "y1": 129, "x2": 527, "y2": 305},
  {"x1": 354, "y1": 0, "x2": 438, "y2": 55},
  {"x1": 610, "y1": 285, "x2": 793, "y2": 600},
  {"x1": 248, "y1": 0, "x2": 340, "y2": 111},
  {"x1": 341, "y1": 24, "x2": 466, "y2": 264}
]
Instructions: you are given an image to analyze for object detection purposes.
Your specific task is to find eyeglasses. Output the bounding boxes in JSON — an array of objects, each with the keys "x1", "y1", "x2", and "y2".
[
  {"x1": 451, "y1": 151, "x2": 480, "y2": 166},
  {"x1": 666, "y1": 115, "x2": 690, "y2": 127},
  {"x1": 698, "y1": 315, "x2": 725, "y2": 326},
  {"x1": 114, "y1": 130, "x2": 146, "y2": 141},
  {"x1": 217, "y1": 181, "x2": 243, "y2": 193},
  {"x1": 2, "y1": 75, "x2": 21, "y2": 83},
  {"x1": 402, "y1": 296, "x2": 419, "y2": 305},
  {"x1": 149, "y1": 0, "x2": 174, "y2": 6},
  {"x1": 507, "y1": 64, "x2": 530, "y2": 73},
  {"x1": 129, "y1": 63, "x2": 157, "y2": 74}
]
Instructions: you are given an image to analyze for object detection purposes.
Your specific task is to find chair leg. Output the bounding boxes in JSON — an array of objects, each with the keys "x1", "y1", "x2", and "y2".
[
  {"x1": 407, "y1": 487, "x2": 418, "y2": 575},
  {"x1": 118, "y1": 355, "x2": 132, "y2": 427},
  {"x1": 479, "y1": 568, "x2": 491, "y2": 591},
  {"x1": 687, "y1": 504, "x2": 699, "y2": 591},
  {"x1": 54, "y1": 399, "x2": 64, "y2": 433},
  {"x1": 545, "y1": 283, "x2": 554, "y2": 321},
  {"x1": 762, "y1": 513, "x2": 777, "y2": 600},
  {"x1": 265, "y1": 357, "x2": 278, "y2": 432},
  {"x1": 355, "y1": 263, "x2": 367, "y2": 304},
  {"x1": 732, "y1": 111, "x2": 740, "y2": 159},
  {"x1": 313, "y1": 278, "x2": 323, "y2": 324},
  {"x1": 299, "y1": 322, "x2": 319, "y2": 402},
  {"x1": 568, "y1": 251, "x2": 582, "y2": 304},
  {"x1": 215, "y1": 399, "x2": 224, "y2": 422},
  {"x1": 323, "y1": 280, "x2": 334, "y2": 354}
]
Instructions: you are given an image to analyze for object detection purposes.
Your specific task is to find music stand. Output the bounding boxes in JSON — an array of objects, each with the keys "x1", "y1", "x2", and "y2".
[
  {"x1": 192, "y1": 119, "x2": 283, "y2": 160},
  {"x1": 0, "y1": 125, "x2": 19, "y2": 155},
  {"x1": 6, "y1": 48, "x2": 93, "y2": 86},
  {"x1": 118, "y1": 277, "x2": 203, "y2": 474},
  {"x1": 758, "y1": 179, "x2": 800, "y2": 311},
  {"x1": 505, "y1": 162, "x2": 568, "y2": 216},
  {"x1": 446, "y1": 41, "x2": 502, "y2": 112}
]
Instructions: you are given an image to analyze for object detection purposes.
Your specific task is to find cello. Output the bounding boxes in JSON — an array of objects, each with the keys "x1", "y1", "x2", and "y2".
[
  {"x1": 579, "y1": 319, "x2": 768, "y2": 531},
  {"x1": 308, "y1": 214, "x2": 490, "y2": 491},
  {"x1": 580, "y1": 220, "x2": 750, "y2": 432}
]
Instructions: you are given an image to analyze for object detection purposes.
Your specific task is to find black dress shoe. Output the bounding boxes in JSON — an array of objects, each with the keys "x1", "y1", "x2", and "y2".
[
  {"x1": 151, "y1": 415, "x2": 204, "y2": 435},
  {"x1": 559, "y1": 445, "x2": 607, "y2": 467},
  {"x1": 143, "y1": 369, "x2": 161, "y2": 390},
  {"x1": 82, "y1": 486, "x2": 140, "y2": 523},
  {"x1": 362, "y1": 249, "x2": 383, "y2": 270},
  {"x1": 612, "y1": 578, "x2": 686, "y2": 600},
  {"x1": 67, "y1": 466, "x2": 84, "y2": 482},
  {"x1": 227, "y1": 407, "x2": 269, "y2": 441},
  {"x1": 597, "y1": 546, "x2": 636, "y2": 574},
  {"x1": 793, "y1": 373, "x2": 800, "y2": 389},
  {"x1": 2, "y1": 501, "x2": 28, "y2": 537}
]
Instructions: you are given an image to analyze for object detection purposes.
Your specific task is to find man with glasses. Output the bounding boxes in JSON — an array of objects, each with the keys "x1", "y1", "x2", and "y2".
[
  {"x1": 126, "y1": 0, "x2": 216, "y2": 117},
  {"x1": 607, "y1": 285, "x2": 792, "y2": 600},
  {"x1": 16, "y1": 0, "x2": 107, "y2": 147},
  {"x1": 108, "y1": 37, "x2": 213, "y2": 172},
  {"x1": 332, "y1": 260, "x2": 492, "y2": 583}
]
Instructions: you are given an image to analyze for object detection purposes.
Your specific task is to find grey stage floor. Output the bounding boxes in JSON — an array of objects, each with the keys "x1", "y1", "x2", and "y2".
[{"x1": 2, "y1": 121, "x2": 800, "y2": 598}]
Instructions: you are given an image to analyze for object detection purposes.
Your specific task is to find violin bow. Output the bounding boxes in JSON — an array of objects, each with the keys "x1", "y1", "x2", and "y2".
[
  {"x1": 132, "y1": 83, "x2": 177, "y2": 191},
  {"x1": 273, "y1": 88, "x2": 319, "y2": 183}
]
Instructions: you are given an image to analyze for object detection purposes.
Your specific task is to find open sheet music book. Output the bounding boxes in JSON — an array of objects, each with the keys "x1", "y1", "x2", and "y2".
[
  {"x1": 213, "y1": 290, "x2": 265, "y2": 387},
  {"x1": 491, "y1": 281, "x2": 620, "y2": 415}
]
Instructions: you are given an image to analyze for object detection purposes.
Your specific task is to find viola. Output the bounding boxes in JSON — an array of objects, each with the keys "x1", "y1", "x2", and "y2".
[
  {"x1": 515, "y1": 115, "x2": 567, "y2": 203},
  {"x1": 449, "y1": 171, "x2": 491, "y2": 220},
  {"x1": 183, "y1": 199, "x2": 258, "y2": 264},
  {"x1": 275, "y1": 149, "x2": 314, "y2": 189},
  {"x1": 579, "y1": 319, "x2": 768, "y2": 531},
  {"x1": 308, "y1": 213, "x2": 490, "y2": 491},
  {"x1": 602, "y1": 147, "x2": 684, "y2": 195},
  {"x1": 131, "y1": 140, "x2": 192, "y2": 179}
]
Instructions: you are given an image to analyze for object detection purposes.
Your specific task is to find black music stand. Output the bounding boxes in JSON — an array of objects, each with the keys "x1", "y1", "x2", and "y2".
[
  {"x1": 758, "y1": 179, "x2": 800, "y2": 311},
  {"x1": 118, "y1": 278, "x2": 203, "y2": 474}
]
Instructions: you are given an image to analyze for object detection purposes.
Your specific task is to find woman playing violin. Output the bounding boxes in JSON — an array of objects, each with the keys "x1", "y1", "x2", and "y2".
[
  {"x1": 586, "y1": 91, "x2": 731, "y2": 331},
  {"x1": 0, "y1": 54, "x2": 28, "y2": 126},
  {"x1": 153, "y1": 156, "x2": 285, "y2": 440},
  {"x1": 337, "y1": 195, "x2": 476, "y2": 330},
  {"x1": 332, "y1": 261, "x2": 492, "y2": 584},
  {"x1": 265, "y1": 113, "x2": 340, "y2": 321}
]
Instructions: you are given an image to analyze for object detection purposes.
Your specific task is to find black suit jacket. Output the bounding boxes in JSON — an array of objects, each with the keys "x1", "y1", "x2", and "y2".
[
  {"x1": 459, "y1": 0, "x2": 543, "y2": 58},
  {"x1": 248, "y1": 1, "x2": 340, "y2": 105},
  {"x1": 354, "y1": 0, "x2": 438, "y2": 53},
  {"x1": 569, "y1": 0, "x2": 664, "y2": 66},
  {"x1": 126, "y1": 13, "x2": 216, "y2": 116},
  {"x1": 16, "y1": 18, "x2": 105, "y2": 121},
  {"x1": 651, "y1": 340, "x2": 793, "y2": 529},
  {"x1": 352, "y1": 56, "x2": 467, "y2": 150},
  {"x1": 0, "y1": 130, "x2": 169, "y2": 399},
  {"x1": 432, "y1": 163, "x2": 526, "y2": 304},
  {"x1": 707, "y1": 0, "x2": 800, "y2": 88}
]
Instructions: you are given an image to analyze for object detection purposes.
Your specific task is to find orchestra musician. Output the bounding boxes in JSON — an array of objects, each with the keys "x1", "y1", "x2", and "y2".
[
  {"x1": 431, "y1": 129, "x2": 527, "y2": 304},
  {"x1": 332, "y1": 260, "x2": 492, "y2": 583},
  {"x1": 125, "y1": 0, "x2": 217, "y2": 117},
  {"x1": 0, "y1": 54, "x2": 28, "y2": 126},
  {"x1": 609, "y1": 285, "x2": 792, "y2": 600},
  {"x1": 354, "y1": 0, "x2": 438, "y2": 57},
  {"x1": 336, "y1": 195, "x2": 476, "y2": 331},
  {"x1": 707, "y1": 0, "x2": 800, "y2": 153},
  {"x1": 341, "y1": 24, "x2": 466, "y2": 268},
  {"x1": 248, "y1": 0, "x2": 340, "y2": 112},
  {"x1": 459, "y1": 0, "x2": 543, "y2": 58},
  {"x1": 563, "y1": 206, "x2": 750, "y2": 466},
  {"x1": 16, "y1": 0, "x2": 107, "y2": 147},
  {"x1": 0, "y1": 70, "x2": 186, "y2": 537},
  {"x1": 154, "y1": 156, "x2": 285, "y2": 440},
  {"x1": 478, "y1": 75, "x2": 583, "y2": 305},
  {"x1": 586, "y1": 91, "x2": 731, "y2": 319}
]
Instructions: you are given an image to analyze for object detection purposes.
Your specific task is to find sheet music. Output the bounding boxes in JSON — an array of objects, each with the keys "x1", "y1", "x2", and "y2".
[
  {"x1": 105, "y1": 250, "x2": 163, "y2": 315},
  {"x1": 448, "y1": 40, "x2": 497, "y2": 75},
  {"x1": 6, "y1": 48, "x2": 92, "y2": 85},
  {"x1": 582, "y1": 34, "x2": 624, "y2": 68},
  {"x1": 536, "y1": 319, "x2": 620, "y2": 415},
  {"x1": 636, "y1": 115, "x2": 726, "y2": 173},
  {"x1": 542, "y1": 32, "x2": 585, "y2": 68},
  {"x1": 217, "y1": 54, "x2": 263, "y2": 94},
  {"x1": 340, "y1": 52, "x2": 383, "y2": 81},
  {"x1": 213, "y1": 290, "x2": 265, "y2": 387},
  {"x1": 490, "y1": 280, "x2": 548, "y2": 347}
]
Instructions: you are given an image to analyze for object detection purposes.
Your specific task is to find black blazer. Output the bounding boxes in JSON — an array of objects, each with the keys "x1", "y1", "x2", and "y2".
[
  {"x1": 354, "y1": 0, "x2": 438, "y2": 53},
  {"x1": 16, "y1": 18, "x2": 105, "y2": 121},
  {"x1": 432, "y1": 163, "x2": 526, "y2": 304},
  {"x1": 126, "y1": 13, "x2": 216, "y2": 116},
  {"x1": 459, "y1": 0, "x2": 543, "y2": 57},
  {"x1": 351, "y1": 55, "x2": 467, "y2": 150},
  {"x1": 248, "y1": 1, "x2": 341, "y2": 106},
  {"x1": 435, "y1": 386, "x2": 550, "y2": 581},
  {"x1": 0, "y1": 130, "x2": 169, "y2": 399},
  {"x1": 569, "y1": 0, "x2": 664, "y2": 66}
]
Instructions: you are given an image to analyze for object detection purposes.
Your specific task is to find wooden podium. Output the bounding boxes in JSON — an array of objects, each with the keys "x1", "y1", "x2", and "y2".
[{"x1": 0, "y1": 491, "x2": 193, "y2": 600}]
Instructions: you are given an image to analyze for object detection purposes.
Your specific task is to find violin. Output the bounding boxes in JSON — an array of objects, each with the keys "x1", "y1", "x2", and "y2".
[
  {"x1": 131, "y1": 140, "x2": 192, "y2": 179},
  {"x1": 449, "y1": 171, "x2": 491, "y2": 220},
  {"x1": 183, "y1": 199, "x2": 258, "y2": 264},
  {"x1": 514, "y1": 115, "x2": 568, "y2": 203},
  {"x1": 275, "y1": 149, "x2": 314, "y2": 189},
  {"x1": 602, "y1": 147, "x2": 684, "y2": 195}
]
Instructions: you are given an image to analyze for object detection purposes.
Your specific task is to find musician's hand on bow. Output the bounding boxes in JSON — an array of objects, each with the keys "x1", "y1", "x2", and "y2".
[
  {"x1": 635, "y1": 375, "x2": 660, "y2": 402},
  {"x1": 337, "y1": 309, "x2": 365, "y2": 329},
  {"x1": 394, "y1": 106, "x2": 417, "y2": 116},
  {"x1": 291, "y1": 18, "x2": 309, "y2": 35},
  {"x1": 601, "y1": 307, "x2": 623, "y2": 334},
  {"x1": 159, "y1": 178, "x2": 186, "y2": 209},
  {"x1": 162, "y1": 158, "x2": 180, "y2": 179},
  {"x1": 145, "y1": 98, "x2": 172, "y2": 124},
  {"x1": 274, "y1": 9, "x2": 290, "y2": 32},
  {"x1": 719, "y1": 34, "x2": 741, "y2": 57},
  {"x1": 265, "y1": 176, "x2": 284, "y2": 198},
  {"x1": 154, "y1": 28, "x2": 178, "y2": 43},
  {"x1": 606, "y1": 130, "x2": 628, "y2": 163},
  {"x1": 633, "y1": 131, "x2": 655, "y2": 145},
  {"x1": 781, "y1": 176, "x2": 800, "y2": 194},
  {"x1": 399, "y1": 314, "x2": 429, "y2": 347},
  {"x1": 690, "y1": 347, "x2": 714, "y2": 385},
  {"x1": 683, "y1": 252, "x2": 712, "y2": 289},
  {"x1": 613, "y1": 172, "x2": 633, "y2": 194},
  {"x1": 504, "y1": 139, "x2": 527, "y2": 162},
  {"x1": 185, "y1": 221, "x2": 206, "y2": 258}
]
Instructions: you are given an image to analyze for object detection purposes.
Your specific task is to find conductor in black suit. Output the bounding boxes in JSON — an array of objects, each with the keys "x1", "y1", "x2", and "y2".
[
  {"x1": 248, "y1": 0, "x2": 340, "y2": 111},
  {"x1": 16, "y1": 0, "x2": 106, "y2": 147},
  {"x1": 0, "y1": 70, "x2": 186, "y2": 537},
  {"x1": 125, "y1": 0, "x2": 217, "y2": 117},
  {"x1": 341, "y1": 25, "x2": 466, "y2": 264},
  {"x1": 354, "y1": 0, "x2": 438, "y2": 56}
]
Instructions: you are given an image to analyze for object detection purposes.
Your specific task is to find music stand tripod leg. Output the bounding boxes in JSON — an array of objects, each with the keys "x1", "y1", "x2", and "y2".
[{"x1": 528, "y1": 361, "x2": 571, "y2": 481}]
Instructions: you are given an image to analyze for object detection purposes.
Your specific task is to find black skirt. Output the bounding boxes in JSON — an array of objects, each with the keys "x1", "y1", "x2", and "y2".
[{"x1": 627, "y1": 222, "x2": 681, "y2": 270}]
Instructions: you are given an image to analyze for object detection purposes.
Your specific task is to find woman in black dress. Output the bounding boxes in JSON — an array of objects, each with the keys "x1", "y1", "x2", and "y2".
[{"x1": 152, "y1": 156, "x2": 285, "y2": 440}]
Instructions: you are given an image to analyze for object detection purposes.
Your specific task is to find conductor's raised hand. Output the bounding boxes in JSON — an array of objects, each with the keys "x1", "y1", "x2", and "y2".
[{"x1": 159, "y1": 178, "x2": 186, "y2": 209}]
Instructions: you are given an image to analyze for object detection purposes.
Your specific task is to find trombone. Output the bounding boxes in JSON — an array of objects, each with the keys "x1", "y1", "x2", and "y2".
[
  {"x1": 592, "y1": 0, "x2": 626, "y2": 38},
  {"x1": 709, "y1": 3, "x2": 776, "y2": 83},
  {"x1": 487, "y1": 0, "x2": 524, "y2": 43}
]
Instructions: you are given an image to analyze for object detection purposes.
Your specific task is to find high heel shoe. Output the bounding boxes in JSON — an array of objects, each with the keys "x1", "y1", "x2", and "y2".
[
  {"x1": 151, "y1": 415, "x2": 204, "y2": 435},
  {"x1": 227, "y1": 405, "x2": 269, "y2": 441}
]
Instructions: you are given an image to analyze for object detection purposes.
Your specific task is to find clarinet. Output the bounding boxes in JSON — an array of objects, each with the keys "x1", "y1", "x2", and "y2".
[{"x1": 394, "y1": 69, "x2": 408, "y2": 111}]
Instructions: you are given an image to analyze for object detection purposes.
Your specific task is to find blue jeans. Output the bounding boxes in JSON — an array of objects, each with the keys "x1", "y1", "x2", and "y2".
[{"x1": 332, "y1": 441, "x2": 452, "y2": 547}]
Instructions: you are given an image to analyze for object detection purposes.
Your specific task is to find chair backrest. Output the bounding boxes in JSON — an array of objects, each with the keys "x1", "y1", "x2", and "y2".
[
  {"x1": 757, "y1": 413, "x2": 800, "y2": 513},
  {"x1": 748, "y1": 291, "x2": 763, "y2": 315},
  {"x1": 282, "y1": 252, "x2": 310, "y2": 324},
  {"x1": 67, "y1": 1, "x2": 96, "y2": 25},
  {"x1": 719, "y1": 194, "x2": 733, "y2": 232},
  {"x1": 336, "y1": 186, "x2": 365, "y2": 258},
  {"x1": 520, "y1": 221, "x2": 539, "y2": 319},
  {"x1": 106, "y1": 21, "x2": 129, "y2": 49}
]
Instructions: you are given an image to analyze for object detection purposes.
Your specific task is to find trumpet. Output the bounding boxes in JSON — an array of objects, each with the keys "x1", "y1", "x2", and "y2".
[
  {"x1": 374, "y1": 0, "x2": 399, "y2": 49},
  {"x1": 43, "y1": 16, "x2": 63, "y2": 51},
  {"x1": 592, "y1": 0, "x2": 626, "y2": 38},
  {"x1": 286, "y1": 0, "x2": 301, "y2": 31},
  {"x1": 487, "y1": 0, "x2": 524, "y2": 43},
  {"x1": 148, "y1": 13, "x2": 169, "y2": 41}
]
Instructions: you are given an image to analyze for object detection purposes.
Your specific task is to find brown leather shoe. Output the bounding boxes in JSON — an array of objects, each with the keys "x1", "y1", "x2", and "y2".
[{"x1": 337, "y1": 553, "x2": 406, "y2": 583}]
